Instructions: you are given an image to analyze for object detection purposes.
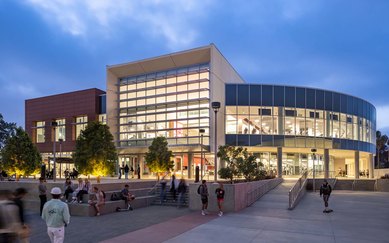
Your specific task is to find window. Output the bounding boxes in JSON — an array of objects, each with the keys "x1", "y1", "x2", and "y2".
[
  {"x1": 55, "y1": 119, "x2": 66, "y2": 142},
  {"x1": 75, "y1": 116, "x2": 87, "y2": 139},
  {"x1": 36, "y1": 121, "x2": 45, "y2": 143}
]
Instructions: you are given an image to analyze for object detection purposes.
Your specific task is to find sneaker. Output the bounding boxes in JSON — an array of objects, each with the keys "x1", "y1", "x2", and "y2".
[
  {"x1": 96, "y1": 213, "x2": 100, "y2": 216},
  {"x1": 204, "y1": 210, "x2": 209, "y2": 215},
  {"x1": 129, "y1": 207, "x2": 134, "y2": 211},
  {"x1": 201, "y1": 211, "x2": 206, "y2": 216},
  {"x1": 218, "y1": 211, "x2": 223, "y2": 216},
  {"x1": 79, "y1": 201, "x2": 83, "y2": 204}
]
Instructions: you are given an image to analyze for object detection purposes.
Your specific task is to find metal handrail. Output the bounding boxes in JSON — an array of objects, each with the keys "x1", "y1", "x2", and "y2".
[
  {"x1": 288, "y1": 171, "x2": 308, "y2": 210},
  {"x1": 246, "y1": 178, "x2": 282, "y2": 207},
  {"x1": 148, "y1": 172, "x2": 169, "y2": 195}
]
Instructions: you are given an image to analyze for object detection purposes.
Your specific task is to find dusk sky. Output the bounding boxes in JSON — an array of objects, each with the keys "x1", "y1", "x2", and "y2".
[{"x1": 1, "y1": 0, "x2": 389, "y2": 133}]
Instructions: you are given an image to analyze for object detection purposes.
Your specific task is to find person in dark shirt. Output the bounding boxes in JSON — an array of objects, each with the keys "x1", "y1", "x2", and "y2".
[
  {"x1": 215, "y1": 183, "x2": 225, "y2": 216},
  {"x1": 13, "y1": 188, "x2": 30, "y2": 241},
  {"x1": 320, "y1": 180, "x2": 333, "y2": 213}
]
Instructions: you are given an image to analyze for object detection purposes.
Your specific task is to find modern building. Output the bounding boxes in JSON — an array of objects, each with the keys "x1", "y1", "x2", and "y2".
[
  {"x1": 25, "y1": 88, "x2": 106, "y2": 178},
  {"x1": 106, "y1": 44, "x2": 376, "y2": 179}
]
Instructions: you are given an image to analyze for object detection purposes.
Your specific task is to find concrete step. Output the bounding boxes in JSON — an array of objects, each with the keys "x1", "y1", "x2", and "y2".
[
  {"x1": 68, "y1": 195, "x2": 158, "y2": 216},
  {"x1": 353, "y1": 180, "x2": 376, "y2": 191}
]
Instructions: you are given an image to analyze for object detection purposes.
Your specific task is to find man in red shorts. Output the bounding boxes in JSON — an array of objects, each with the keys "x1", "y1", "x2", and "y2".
[{"x1": 215, "y1": 183, "x2": 225, "y2": 216}]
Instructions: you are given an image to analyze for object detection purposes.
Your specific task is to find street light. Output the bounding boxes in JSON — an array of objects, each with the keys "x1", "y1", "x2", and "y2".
[
  {"x1": 311, "y1": 148, "x2": 317, "y2": 192},
  {"x1": 212, "y1": 101, "x2": 221, "y2": 183},
  {"x1": 199, "y1": 128, "x2": 205, "y2": 180},
  {"x1": 51, "y1": 121, "x2": 58, "y2": 182}
]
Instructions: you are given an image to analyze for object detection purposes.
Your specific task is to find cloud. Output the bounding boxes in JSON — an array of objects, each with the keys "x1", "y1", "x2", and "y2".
[
  {"x1": 23, "y1": 0, "x2": 213, "y2": 49},
  {"x1": 376, "y1": 105, "x2": 389, "y2": 131}
]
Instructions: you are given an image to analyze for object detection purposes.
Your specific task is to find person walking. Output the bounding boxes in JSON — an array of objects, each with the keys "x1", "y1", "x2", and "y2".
[
  {"x1": 160, "y1": 178, "x2": 167, "y2": 204},
  {"x1": 38, "y1": 177, "x2": 47, "y2": 216},
  {"x1": 320, "y1": 180, "x2": 333, "y2": 213},
  {"x1": 169, "y1": 174, "x2": 179, "y2": 202},
  {"x1": 13, "y1": 188, "x2": 30, "y2": 242},
  {"x1": 0, "y1": 190, "x2": 22, "y2": 243},
  {"x1": 137, "y1": 165, "x2": 141, "y2": 179},
  {"x1": 177, "y1": 178, "x2": 187, "y2": 208},
  {"x1": 124, "y1": 164, "x2": 129, "y2": 180},
  {"x1": 130, "y1": 166, "x2": 134, "y2": 178},
  {"x1": 215, "y1": 183, "x2": 225, "y2": 216},
  {"x1": 199, "y1": 180, "x2": 209, "y2": 215},
  {"x1": 42, "y1": 187, "x2": 70, "y2": 243}
]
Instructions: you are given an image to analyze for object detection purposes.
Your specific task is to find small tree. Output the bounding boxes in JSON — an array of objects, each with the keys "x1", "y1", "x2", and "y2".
[
  {"x1": 1, "y1": 127, "x2": 41, "y2": 180},
  {"x1": 236, "y1": 149, "x2": 264, "y2": 181},
  {"x1": 73, "y1": 121, "x2": 116, "y2": 179},
  {"x1": 145, "y1": 137, "x2": 174, "y2": 180},
  {"x1": 217, "y1": 145, "x2": 265, "y2": 182},
  {"x1": 217, "y1": 145, "x2": 242, "y2": 183}
]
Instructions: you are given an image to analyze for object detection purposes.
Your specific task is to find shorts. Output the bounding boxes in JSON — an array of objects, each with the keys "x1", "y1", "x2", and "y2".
[
  {"x1": 201, "y1": 197, "x2": 208, "y2": 204},
  {"x1": 217, "y1": 198, "x2": 224, "y2": 203}
]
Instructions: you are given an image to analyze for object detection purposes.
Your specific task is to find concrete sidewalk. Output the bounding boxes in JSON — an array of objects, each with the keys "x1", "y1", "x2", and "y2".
[{"x1": 165, "y1": 190, "x2": 389, "y2": 243}]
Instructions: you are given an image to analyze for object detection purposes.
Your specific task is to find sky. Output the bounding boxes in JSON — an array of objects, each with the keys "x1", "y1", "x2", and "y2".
[{"x1": 1, "y1": 0, "x2": 389, "y2": 134}]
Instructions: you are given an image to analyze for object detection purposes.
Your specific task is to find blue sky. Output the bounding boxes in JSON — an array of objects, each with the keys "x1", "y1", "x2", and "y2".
[{"x1": 1, "y1": 0, "x2": 389, "y2": 133}]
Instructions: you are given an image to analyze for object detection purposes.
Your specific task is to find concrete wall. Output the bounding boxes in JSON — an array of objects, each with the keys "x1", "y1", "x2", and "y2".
[
  {"x1": 189, "y1": 178, "x2": 281, "y2": 213},
  {"x1": 374, "y1": 168, "x2": 389, "y2": 178},
  {"x1": 376, "y1": 179, "x2": 389, "y2": 192}
]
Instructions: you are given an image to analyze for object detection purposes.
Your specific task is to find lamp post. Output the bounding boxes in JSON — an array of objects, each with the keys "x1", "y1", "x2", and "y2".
[
  {"x1": 59, "y1": 138, "x2": 63, "y2": 179},
  {"x1": 199, "y1": 128, "x2": 205, "y2": 180},
  {"x1": 311, "y1": 148, "x2": 317, "y2": 192},
  {"x1": 212, "y1": 101, "x2": 221, "y2": 183},
  {"x1": 51, "y1": 121, "x2": 58, "y2": 182}
]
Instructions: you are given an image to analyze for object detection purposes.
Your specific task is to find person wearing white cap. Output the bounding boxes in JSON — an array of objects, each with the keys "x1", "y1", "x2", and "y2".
[{"x1": 42, "y1": 187, "x2": 70, "y2": 243}]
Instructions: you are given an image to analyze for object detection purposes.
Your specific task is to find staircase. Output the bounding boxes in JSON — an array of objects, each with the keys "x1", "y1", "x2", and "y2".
[{"x1": 150, "y1": 184, "x2": 189, "y2": 207}]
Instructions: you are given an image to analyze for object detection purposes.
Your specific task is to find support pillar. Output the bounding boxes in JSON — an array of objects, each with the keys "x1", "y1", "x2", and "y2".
[
  {"x1": 277, "y1": 107, "x2": 284, "y2": 135},
  {"x1": 324, "y1": 149, "x2": 330, "y2": 179},
  {"x1": 188, "y1": 153, "x2": 193, "y2": 179},
  {"x1": 369, "y1": 153, "x2": 374, "y2": 179},
  {"x1": 354, "y1": 151, "x2": 360, "y2": 179},
  {"x1": 277, "y1": 147, "x2": 282, "y2": 178}
]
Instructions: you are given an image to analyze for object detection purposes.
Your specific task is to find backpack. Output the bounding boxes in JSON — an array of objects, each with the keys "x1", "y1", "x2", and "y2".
[
  {"x1": 197, "y1": 185, "x2": 202, "y2": 195},
  {"x1": 110, "y1": 192, "x2": 120, "y2": 201}
]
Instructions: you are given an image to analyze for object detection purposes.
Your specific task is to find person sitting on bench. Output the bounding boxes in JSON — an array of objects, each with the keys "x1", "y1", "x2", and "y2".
[{"x1": 121, "y1": 184, "x2": 135, "y2": 210}]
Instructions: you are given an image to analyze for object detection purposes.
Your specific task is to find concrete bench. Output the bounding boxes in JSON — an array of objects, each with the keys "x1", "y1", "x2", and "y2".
[
  {"x1": 80, "y1": 187, "x2": 153, "y2": 203},
  {"x1": 68, "y1": 195, "x2": 158, "y2": 217}
]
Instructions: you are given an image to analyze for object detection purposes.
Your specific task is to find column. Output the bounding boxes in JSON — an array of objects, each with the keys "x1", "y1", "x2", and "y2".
[
  {"x1": 277, "y1": 147, "x2": 282, "y2": 178},
  {"x1": 188, "y1": 153, "x2": 193, "y2": 179},
  {"x1": 354, "y1": 151, "x2": 360, "y2": 179},
  {"x1": 277, "y1": 107, "x2": 284, "y2": 135},
  {"x1": 324, "y1": 149, "x2": 330, "y2": 179},
  {"x1": 369, "y1": 153, "x2": 374, "y2": 179},
  {"x1": 325, "y1": 111, "x2": 331, "y2": 137}
]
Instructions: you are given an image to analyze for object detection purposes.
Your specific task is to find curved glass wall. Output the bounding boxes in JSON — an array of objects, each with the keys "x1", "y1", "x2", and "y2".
[{"x1": 225, "y1": 84, "x2": 376, "y2": 153}]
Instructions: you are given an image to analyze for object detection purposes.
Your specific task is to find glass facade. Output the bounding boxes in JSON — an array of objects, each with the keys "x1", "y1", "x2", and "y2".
[
  {"x1": 36, "y1": 121, "x2": 45, "y2": 143},
  {"x1": 117, "y1": 63, "x2": 210, "y2": 147},
  {"x1": 225, "y1": 84, "x2": 376, "y2": 153}
]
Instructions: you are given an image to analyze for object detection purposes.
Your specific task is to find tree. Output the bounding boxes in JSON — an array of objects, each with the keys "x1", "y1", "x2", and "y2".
[
  {"x1": 0, "y1": 113, "x2": 16, "y2": 150},
  {"x1": 73, "y1": 121, "x2": 117, "y2": 178},
  {"x1": 217, "y1": 145, "x2": 242, "y2": 183},
  {"x1": 217, "y1": 145, "x2": 265, "y2": 183},
  {"x1": 1, "y1": 127, "x2": 41, "y2": 180},
  {"x1": 145, "y1": 137, "x2": 174, "y2": 180},
  {"x1": 376, "y1": 131, "x2": 388, "y2": 169},
  {"x1": 236, "y1": 149, "x2": 264, "y2": 181}
]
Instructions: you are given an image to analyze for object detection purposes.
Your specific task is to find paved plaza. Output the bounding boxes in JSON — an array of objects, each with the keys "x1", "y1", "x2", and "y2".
[{"x1": 28, "y1": 181, "x2": 389, "y2": 243}]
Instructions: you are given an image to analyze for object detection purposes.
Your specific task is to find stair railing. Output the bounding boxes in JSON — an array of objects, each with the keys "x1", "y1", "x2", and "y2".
[{"x1": 288, "y1": 171, "x2": 308, "y2": 210}]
